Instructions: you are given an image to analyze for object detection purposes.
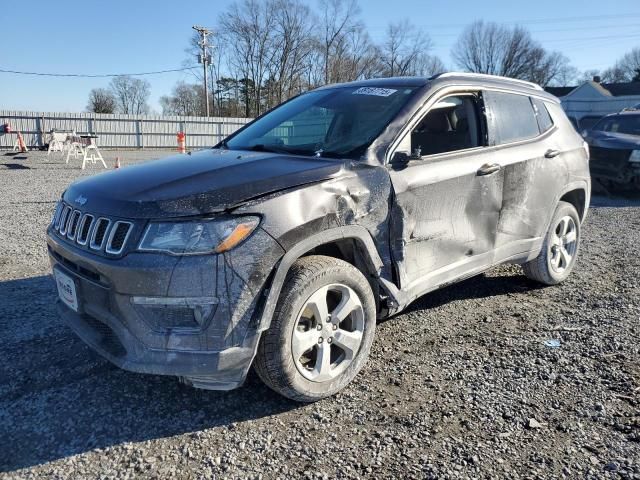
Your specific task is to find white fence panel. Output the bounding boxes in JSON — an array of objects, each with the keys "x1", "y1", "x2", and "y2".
[{"x1": 0, "y1": 111, "x2": 252, "y2": 149}]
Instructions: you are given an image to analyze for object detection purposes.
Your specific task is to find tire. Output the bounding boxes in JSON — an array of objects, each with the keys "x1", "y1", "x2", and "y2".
[
  {"x1": 254, "y1": 255, "x2": 376, "y2": 402},
  {"x1": 522, "y1": 201, "x2": 581, "y2": 285}
]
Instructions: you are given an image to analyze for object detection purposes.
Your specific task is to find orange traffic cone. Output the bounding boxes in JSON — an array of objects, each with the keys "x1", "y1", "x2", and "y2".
[
  {"x1": 114, "y1": 157, "x2": 121, "y2": 169},
  {"x1": 17, "y1": 132, "x2": 28, "y2": 153},
  {"x1": 177, "y1": 132, "x2": 186, "y2": 153}
]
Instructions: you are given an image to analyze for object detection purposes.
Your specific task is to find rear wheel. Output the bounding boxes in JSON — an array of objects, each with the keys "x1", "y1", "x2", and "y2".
[
  {"x1": 522, "y1": 201, "x2": 581, "y2": 285},
  {"x1": 254, "y1": 255, "x2": 376, "y2": 402}
]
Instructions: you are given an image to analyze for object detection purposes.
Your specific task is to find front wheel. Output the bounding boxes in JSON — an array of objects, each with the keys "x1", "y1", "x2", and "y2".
[
  {"x1": 254, "y1": 255, "x2": 376, "y2": 402},
  {"x1": 522, "y1": 201, "x2": 582, "y2": 285}
]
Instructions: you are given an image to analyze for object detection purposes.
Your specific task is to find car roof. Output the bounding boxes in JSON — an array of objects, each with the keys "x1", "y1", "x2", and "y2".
[
  {"x1": 316, "y1": 76, "x2": 430, "y2": 90},
  {"x1": 317, "y1": 72, "x2": 558, "y2": 102},
  {"x1": 618, "y1": 109, "x2": 640, "y2": 115},
  {"x1": 603, "y1": 110, "x2": 640, "y2": 118}
]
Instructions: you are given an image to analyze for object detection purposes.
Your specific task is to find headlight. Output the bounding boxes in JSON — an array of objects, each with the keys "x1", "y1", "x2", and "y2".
[
  {"x1": 630, "y1": 150, "x2": 640, "y2": 163},
  {"x1": 138, "y1": 216, "x2": 259, "y2": 255}
]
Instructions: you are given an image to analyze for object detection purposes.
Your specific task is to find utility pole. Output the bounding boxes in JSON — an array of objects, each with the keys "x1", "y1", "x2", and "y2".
[{"x1": 192, "y1": 25, "x2": 212, "y2": 117}]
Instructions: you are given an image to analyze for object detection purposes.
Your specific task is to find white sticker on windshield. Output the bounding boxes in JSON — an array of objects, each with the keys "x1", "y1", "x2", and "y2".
[{"x1": 352, "y1": 87, "x2": 397, "y2": 97}]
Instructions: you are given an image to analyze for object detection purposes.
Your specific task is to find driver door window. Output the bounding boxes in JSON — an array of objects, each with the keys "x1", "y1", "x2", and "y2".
[{"x1": 411, "y1": 94, "x2": 483, "y2": 157}]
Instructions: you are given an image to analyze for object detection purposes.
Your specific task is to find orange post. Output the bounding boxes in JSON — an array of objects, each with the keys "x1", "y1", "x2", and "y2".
[
  {"x1": 177, "y1": 131, "x2": 186, "y2": 153},
  {"x1": 17, "y1": 132, "x2": 28, "y2": 153}
]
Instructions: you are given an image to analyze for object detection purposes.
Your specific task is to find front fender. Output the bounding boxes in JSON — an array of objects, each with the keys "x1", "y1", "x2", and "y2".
[{"x1": 255, "y1": 225, "x2": 387, "y2": 332}]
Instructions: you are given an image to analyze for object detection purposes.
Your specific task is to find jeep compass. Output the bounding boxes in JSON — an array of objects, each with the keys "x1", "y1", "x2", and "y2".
[{"x1": 47, "y1": 73, "x2": 590, "y2": 401}]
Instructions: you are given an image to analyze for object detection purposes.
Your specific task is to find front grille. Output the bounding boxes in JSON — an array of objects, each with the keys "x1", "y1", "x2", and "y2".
[
  {"x1": 90, "y1": 218, "x2": 111, "y2": 250},
  {"x1": 77, "y1": 214, "x2": 94, "y2": 245},
  {"x1": 50, "y1": 201, "x2": 137, "y2": 256},
  {"x1": 67, "y1": 210, "x2": 81, "y2": 240},
  {"x1": 58, "y1": 206, "x2": 72, "y2": 235},
  {"x1": 105, "y1": 221, "x2": 133, "y2": 255},
  {"x1": 590, "y1": 146, "x2": 631, "y2": 162},
  {"x1": 51, "y1": 202, "x2": 63, "y2": 227}
]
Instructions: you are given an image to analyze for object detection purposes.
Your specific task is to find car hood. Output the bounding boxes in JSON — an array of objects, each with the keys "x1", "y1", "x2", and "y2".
[
  {"x1": 586, "y1": 130, "x2": 640, "y2": 150},
  {"x1": 63, "y1": 149, "x2": 346, "y2": 218}
]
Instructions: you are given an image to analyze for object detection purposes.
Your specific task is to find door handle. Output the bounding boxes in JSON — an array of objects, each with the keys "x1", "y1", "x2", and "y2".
[
  {"x1": 545, "y1": 149, "x2": 560, "y2": 158},
  {"x1": 476, "y1": 163, "x2": 501, "y2": 176}
]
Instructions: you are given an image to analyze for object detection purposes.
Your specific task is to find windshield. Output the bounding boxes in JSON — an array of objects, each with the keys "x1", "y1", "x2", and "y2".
[
  {"x1": 593, "y1": 115, "x2": 640, "y2": 136},
  {"x1": 224, "y1": 86, "x2": 419, "y2": 158}
]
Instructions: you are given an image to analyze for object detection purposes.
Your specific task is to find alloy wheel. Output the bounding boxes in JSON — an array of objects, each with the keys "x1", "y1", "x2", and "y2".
[
  {"x1": 291, "y1": 284, "x2": 365, "y2": 382},
  {"x1": 549, "y1": 215, "x2": 578, "y2": 273}
]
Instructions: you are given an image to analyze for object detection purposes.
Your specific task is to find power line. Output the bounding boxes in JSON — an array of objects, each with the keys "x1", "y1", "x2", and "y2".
[
  {"x1": 400, "y1": 22, "x2": 640, "y2": 38},
  {"x1": 368, "y1": 12, "x2": 640, "y2": 31},
  {"x1": 431, "y1": 31, "x2": 640, "y2": 50},
  {"x1": 0, "y1": 66, "x2": 198, "y2": 78},
  {"x1": 543, "y1": 32, "x2": 640, "y2": 44}
]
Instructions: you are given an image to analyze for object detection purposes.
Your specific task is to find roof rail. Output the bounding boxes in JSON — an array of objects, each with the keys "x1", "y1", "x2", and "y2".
[{"x1": 431, "y1": 72, "x2": 544, "y2": 91}]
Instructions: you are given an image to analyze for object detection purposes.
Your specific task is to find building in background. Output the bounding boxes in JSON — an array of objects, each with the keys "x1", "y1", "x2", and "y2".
[{"x1": 546, "y1": 79, "x2": 640, "y2": 131}]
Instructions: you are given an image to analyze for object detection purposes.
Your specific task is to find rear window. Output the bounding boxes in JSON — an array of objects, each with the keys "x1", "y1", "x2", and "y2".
[
  {"x1": 532, "y1": 98, "x2": 554, "y2": 133},
  {"x1": 485, "y1": 91, "x2": 540, "y2": 145},
  {"x1": 593, "y1": 115, "x2": 640, "y2": 136}
]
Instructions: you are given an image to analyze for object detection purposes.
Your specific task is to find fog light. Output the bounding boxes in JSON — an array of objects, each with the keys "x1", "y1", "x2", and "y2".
[{"x1": 131, "y1": 296, "x2": 218, "y2": 330}]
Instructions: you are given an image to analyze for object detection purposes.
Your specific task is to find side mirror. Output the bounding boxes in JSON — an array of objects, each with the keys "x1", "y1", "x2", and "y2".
[
  {"x1": 392, "y1": 151, "x2": 411, "y2": 164},
  {"x1": 392, "y1": 148, "x2": 421, "y2": 164}
]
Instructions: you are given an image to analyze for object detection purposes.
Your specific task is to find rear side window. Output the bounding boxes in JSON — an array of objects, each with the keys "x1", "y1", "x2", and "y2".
[
  {"x1": 485, "y1": 91, "x2": 540, "y2": 145},
  {"x1": 532, "y1": 98, "x2": 554, "y2": 133}
]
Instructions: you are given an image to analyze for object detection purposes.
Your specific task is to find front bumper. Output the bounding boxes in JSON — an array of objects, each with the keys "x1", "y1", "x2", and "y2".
[
  {"x1": 47, "y1": 226, "x2": 284, "y2": 390},
  {"x1": 589, "y1": 146, "x2": 640, "y2": 184}
]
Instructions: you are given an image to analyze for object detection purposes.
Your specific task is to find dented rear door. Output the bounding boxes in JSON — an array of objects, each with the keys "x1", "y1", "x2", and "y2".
[{"x1": 484, "y1": 92, "x2": 566, "y2": 260}]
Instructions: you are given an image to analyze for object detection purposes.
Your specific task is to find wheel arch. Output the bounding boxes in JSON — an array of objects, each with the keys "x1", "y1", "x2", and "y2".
[
  {"x1": 559, "y1": 185, "x2": 589, "y2": 221},
  {"x1": 255, "y1": 225, "x2": 389, "y2": 332}
]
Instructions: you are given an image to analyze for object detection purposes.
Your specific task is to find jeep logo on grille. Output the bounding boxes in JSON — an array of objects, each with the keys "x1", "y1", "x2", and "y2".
[{"x1": 74, "y1": 195, "x2": 88, "y2": 206}]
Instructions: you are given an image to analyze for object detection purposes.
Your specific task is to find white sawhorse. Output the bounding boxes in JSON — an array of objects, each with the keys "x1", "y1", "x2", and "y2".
[
  {"x1": 65, "y1": 142, "x2": 84, "y2": 164},
  {"x1": 64, "y1": 135, "x2": 107, "y2": 170},
  {"x1": 81, "y1": 144, "x2": 107, "y2": 170},
  {"x1": 47, "y1": 138, "x2": 64, "y2": 155}
]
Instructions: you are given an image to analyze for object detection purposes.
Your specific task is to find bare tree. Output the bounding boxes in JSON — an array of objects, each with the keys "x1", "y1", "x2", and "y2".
[
  {"x1": 220, "y1": 0, "x2": 277, "y2": 116},
  {"x1": 547, "y1": 62, "x2": 578, "y2": 87},
  {"x1": 159, "y1": 82, "x2": 206, "y2": 116},
  {"x1": 380, "y1": 20, "x2": 427, "y2": 77},
  {"x1": 528, "y1": 51, "x2": 574, "y2": 87},
  {"x1": 109, "y1": 75, "x2": 151, "y2": 114},
  {"x1": 602, "y1": 47, "x2": 640, "y2": 83},
  {"x1": 87, "y1": 88, "x2": 116, "y2": 113},
  {"x1": 452, "y1": 21, "x2": 574, "y2": 86},
  {"x1": 317, "y1": 0, "x2": 362, "y2": 84},
  {"x1": 271, "y1": 0, "x2": 315, "y2": 103},
  {"x1": 340, "y1": 26, "x2": 382, "y2": 81},
  {"x1": 419, "y1": 55, "x2": 446, "y2": 77}
]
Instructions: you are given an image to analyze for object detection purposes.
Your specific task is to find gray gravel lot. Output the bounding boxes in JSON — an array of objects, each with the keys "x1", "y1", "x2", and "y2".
[{"x1": 1, "y1": 150, "x2": 639, "y2": 479}]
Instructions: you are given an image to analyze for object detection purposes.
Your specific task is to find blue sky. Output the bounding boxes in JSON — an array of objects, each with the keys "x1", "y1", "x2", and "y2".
[{"x1": 1, "y1": 0, "x2": 639, "y2": 112}]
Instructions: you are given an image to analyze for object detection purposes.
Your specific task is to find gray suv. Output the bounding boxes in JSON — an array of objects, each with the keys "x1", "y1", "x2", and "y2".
[{"x1": 47, "y1": 73, "x2": 590, "y2": 401}]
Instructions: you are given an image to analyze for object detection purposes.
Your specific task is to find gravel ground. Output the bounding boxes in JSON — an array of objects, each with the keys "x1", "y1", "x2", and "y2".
[{"x1": 1, "y1": 150, "x2": 639, "y2": 479}]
